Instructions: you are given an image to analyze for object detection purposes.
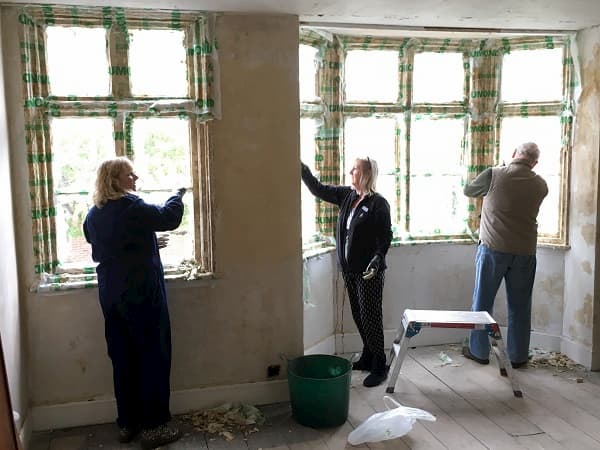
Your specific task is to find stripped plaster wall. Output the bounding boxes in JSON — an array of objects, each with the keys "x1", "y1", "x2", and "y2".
[
  {"x1": 3, "y1": 10, "x2": 302, "y2": 428},
  {"x1": 564, "y1": 25, "x2": 600, "y2": 369},
  {"x1": 0, "y1": 7, "x2": 26, "y2": 431}
]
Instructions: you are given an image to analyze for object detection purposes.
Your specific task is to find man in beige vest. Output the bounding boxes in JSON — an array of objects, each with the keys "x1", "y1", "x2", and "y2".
[{"x1": 462, "y1": 142, "x2": 548, "y2": 369}]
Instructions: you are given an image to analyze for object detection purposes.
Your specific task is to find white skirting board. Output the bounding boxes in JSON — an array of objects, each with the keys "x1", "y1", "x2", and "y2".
[
  {"x1": 30, "y1": 379, "x2": 289, "y2": 432},
  {"x1": 334, "y1": 327, "x2": 563, "y2": 356},
  {"x1": 560, "y1": 334, "x2": 593, "y2": 368},
  {"x1": 17, "y1": 413, "x2": 31, "y2": 450}
]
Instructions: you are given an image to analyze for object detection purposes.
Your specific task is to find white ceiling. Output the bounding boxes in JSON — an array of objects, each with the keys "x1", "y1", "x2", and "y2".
[{"x1": 11, "y1": 0, "x2": 600, "y2": 31}]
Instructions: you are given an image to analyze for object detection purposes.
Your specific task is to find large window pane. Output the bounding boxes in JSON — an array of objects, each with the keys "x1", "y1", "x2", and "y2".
[
  {"x1": 345, "y1": 50, "x2": 398, "y2": 103},
  {"x1": 409, "y1": 117, "x2": 467, "y2": 236},
  {"x1": 501, "y1": 48, "x2": 563, "y2": 102},
  {"x1": 46, "y1": 26, "x2": 109, "y2": 97},
  {"x1": 500, "y1": 116, "x2": 562, "y2": 235},
  {"x1": 131, "y1": 117, "x2": 191, "y2": 190},
  {"x1": 56, "y1": 194, "x2": 93, "y2": 266},
  {"x1": 129, "y1": 29, "x2": 188, "y2": 97},
  {"x1": 51, "y1": 118, "x2": 115, "y2": 193},
  {"x1": 344, "y1": 117, "x2": 397, "y2": 223},
  {"x1": 132, "y1": 117, "x2": 193, "y2": 263},
  {"x1": 51, "y1": 117, "x2": 114, "y2": 266},
  {"x1": 301, "y1": 118, "x2": 318, "y2": 242},
  {"x1": 413, "y1": 52, "x2": 464, "y2": 103},
  {"x1": 141, "y1": 191, "x2": 194, "y2": 264},
  {"x1": 300, "y1": 45, "x2": 319, "y2": 102}
]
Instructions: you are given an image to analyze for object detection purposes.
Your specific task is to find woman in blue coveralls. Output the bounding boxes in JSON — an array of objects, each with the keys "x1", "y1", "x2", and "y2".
[
  {"x1": 301, "y1": 157, "x2": 393, "y2": 387},
  {"x1": 83, "y1": 157, "x2": 185, "y2": 449}
]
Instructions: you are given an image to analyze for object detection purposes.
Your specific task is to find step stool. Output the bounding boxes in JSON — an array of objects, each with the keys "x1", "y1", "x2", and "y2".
[{"x1": 386, "y1": 309, "x2": 522, "y2": 397}]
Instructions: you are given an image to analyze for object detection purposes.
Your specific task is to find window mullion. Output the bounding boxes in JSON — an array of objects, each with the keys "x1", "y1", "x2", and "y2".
[
  {"x1": 113, "y1": 115, "x2": 126, "y2": 157},
  {"x1": 402, "y1": 112, "x2": 411, "y2": 235},
  {"x1": 107, "y1": 24, "x2": 131, "y2": 99}
]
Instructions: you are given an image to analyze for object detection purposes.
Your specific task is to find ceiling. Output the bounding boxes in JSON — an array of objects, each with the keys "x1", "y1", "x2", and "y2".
[{"x1": 10, "y1": 0, "x2": 600, "y2": 32}]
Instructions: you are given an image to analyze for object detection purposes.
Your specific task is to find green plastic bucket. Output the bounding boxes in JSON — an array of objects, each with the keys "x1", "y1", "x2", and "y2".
[{"x1": 287, "y1": 354, "x2": 351, "y2": 428}]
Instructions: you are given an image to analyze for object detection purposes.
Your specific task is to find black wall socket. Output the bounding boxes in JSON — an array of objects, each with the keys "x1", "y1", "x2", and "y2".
[{"x1": 267, "y1": 364, "x2": 281, "y2": 377}]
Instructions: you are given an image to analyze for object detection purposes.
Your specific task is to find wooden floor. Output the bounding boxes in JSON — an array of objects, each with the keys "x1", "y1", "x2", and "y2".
[{"x1": 29, "y1": 344, "x2": 600, "y2": 450}]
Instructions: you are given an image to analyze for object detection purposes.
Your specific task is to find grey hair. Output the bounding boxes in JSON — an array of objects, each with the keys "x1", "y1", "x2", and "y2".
[
  {"x1": 515, "y1": 142, "x2": 540, "y2": 162},
  {"x1": 358, "y1": 157, "x2": 378, "y2": 195}
]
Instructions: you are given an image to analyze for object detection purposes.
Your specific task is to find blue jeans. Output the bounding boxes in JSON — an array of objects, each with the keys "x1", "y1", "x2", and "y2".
[{"x1": 469, "y1": 243, "x2": 536, "y2": 364}]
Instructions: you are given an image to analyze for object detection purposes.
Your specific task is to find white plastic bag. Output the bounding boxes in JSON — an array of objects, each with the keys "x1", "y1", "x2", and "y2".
[{"x1": 347, "y1": 396, "x2": 436, "y2": 445}]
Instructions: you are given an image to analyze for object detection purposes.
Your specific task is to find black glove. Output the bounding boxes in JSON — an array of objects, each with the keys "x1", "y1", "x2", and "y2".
[
  {"x1": 176, "y1": 187, "x2": 187, "y2": 197},
  {"x1": 301, "y1": 162, "x2": 311, "y2": 179},
  {"x1": 362, "y1": 255, "x2": 382, "y2": 280}
]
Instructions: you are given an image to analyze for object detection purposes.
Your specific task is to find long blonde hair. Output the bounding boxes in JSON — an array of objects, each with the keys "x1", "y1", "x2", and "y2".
[
  {"x1": 357, "y1": 157, "x2": 378, "y2": 196},
  {"x1": 93, "y1": 157, "x2": 134, "y2": 208}
]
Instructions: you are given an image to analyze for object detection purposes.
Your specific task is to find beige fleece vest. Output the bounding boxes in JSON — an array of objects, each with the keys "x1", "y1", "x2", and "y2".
[{"x1": 479, "y1": 161, "x2": 548, "y2": 255}]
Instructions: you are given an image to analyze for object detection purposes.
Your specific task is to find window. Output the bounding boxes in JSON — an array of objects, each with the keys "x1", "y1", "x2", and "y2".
[
  {"x1": 20, "y1": 6, "x2": 218, "y2": 289},
  {"x1": 299, "y1": 31, "x2": 574, "y2": 247},
  {"x1": 498, "y1": 47, "x2": 568, "y2": 243},
  {"x1": 299, "y1": 41, "x2": 332, "y2": 247}
]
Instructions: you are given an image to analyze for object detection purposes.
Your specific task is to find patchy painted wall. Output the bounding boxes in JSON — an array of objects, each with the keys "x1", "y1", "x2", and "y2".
[
  {"x1": 333, "y1": 244, "x2": 565, "y2": 350},
  {"x1": 2, "y1": 10, "x2": 302, "y2": 418},
  {"x1": 563, "y1": 25, "x2": 600, "y2": 368},
  {"x1": 0, "y1": 8, "x2": 26, "y2": 431}
]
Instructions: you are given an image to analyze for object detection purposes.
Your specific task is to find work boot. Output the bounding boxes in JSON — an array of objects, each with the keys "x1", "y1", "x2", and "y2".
[
  {"x1": 363, "y1": 365, "x2": 389, "y2": 388},
  {"x1": 140, "y1": 421, "x2": 181, "y2": 449},
  {"x1": 462, "y1": 346, "x2": 489, "y2": 365},
  {"x1": 363, "y1": 357, "x2": 388, "y2": 387},
  {"x1": 352, "y1": 348, "x2": 373, "y2": 371},
  {"x1": 511, "y1": 360, "x2": 528, "y2": 369}
]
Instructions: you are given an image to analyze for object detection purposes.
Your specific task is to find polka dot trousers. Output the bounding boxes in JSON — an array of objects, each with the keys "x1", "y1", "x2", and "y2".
[{"x1": 342, "y1": 271, "x2": 386, "y2": 370}]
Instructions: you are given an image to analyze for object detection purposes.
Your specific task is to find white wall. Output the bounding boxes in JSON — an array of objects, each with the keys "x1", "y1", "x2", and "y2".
[
  {"x1": 303, "y1": 244, "x2": 566, "y2": 356},
  {"x1": 0, "y1": 7, "x2": 26, "y2": 437},
  {"x1": 303, "y1": 251, "x2": 336, "y2": 353}
]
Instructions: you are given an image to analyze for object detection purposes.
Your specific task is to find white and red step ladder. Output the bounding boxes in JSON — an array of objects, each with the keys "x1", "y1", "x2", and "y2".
[{"x1": 386, "y1": 309, "x2": 523, "y2": 397}]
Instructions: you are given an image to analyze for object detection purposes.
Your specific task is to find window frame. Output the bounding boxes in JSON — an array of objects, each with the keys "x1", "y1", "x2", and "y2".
[
  {"x1": 299, "y1": 31, "x2": 574, "y2": 248},
  {"x1": 19, "y1": 6, "x2": 216, "y2": 289}
]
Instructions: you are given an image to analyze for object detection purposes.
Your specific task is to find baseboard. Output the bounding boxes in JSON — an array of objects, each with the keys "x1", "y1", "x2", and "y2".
[
  {"x1": 17, "y1": 413, "x2": 31, "y2": 450},
  {"x1": 499, "y1": 327, "x2": 562, "y2": 353},
  {"x1": 335, "y1": 328, "x2": 563, "y2": 356},
  {"x1": 334, "y1": 328, "x2": 469, "y2": 355},
  {"x1": 560, "y1": 335, "x2": 592, "y2": 368},
  {"x1": 30, "y1": 379, "x2": 289, "y2": 432}
]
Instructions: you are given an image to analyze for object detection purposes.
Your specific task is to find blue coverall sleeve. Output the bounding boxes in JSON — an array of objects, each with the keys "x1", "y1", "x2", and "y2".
[{"x1": 131, "y1": 194, "x2": 185, "y2": 232}]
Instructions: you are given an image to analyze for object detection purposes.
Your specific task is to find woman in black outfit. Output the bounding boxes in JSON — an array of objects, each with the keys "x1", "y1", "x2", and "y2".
[{"x1": 301, "y1": 157, "x2": 393, "y2": 387}]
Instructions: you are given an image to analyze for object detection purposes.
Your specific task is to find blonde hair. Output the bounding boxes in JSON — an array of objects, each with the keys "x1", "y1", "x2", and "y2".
[
  {"x1": 357, "y1": 157, "x2": 378, "y2": 195},
  {"x1": 93, "y1": 157, "x2": 134, "y2": 208}
]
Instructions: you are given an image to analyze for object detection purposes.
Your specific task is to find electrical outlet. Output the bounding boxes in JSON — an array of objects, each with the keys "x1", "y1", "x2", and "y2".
[{"x1": 267, "y1": 364, "x2": 281, "y2": 377}]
